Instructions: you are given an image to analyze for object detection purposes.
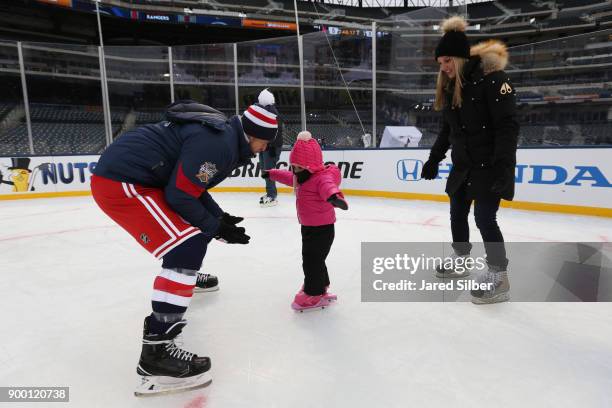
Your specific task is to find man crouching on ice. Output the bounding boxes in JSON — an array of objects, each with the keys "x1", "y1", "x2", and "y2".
[{"x1": 90, "y1": 90, "x2": 279, "y2": 396}]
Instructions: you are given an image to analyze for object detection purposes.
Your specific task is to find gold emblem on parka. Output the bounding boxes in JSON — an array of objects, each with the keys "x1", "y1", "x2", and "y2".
[{"x1": 500, "y1": 82, "x2": 512, "y2": 95}]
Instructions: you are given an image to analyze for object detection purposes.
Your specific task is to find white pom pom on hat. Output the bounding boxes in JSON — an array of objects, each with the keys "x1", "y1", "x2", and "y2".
[
  {"x1": 296, "y1": 131, "x2": 312, "y2": 141},
  {"x1": 258, "y1": 88, "x2": 275, "y2": 106},
  {"x1": 289, "y1": 130, "x2": 324, "y2": 173}
]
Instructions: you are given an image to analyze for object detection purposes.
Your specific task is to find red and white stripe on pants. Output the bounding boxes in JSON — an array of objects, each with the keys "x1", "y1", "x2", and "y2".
[
  {"x1": 91, "y1": 174, "x2": 202, "y2": 259},
  {"x1": 152, "y1": 268, "x2": 196, "y2": 307}
]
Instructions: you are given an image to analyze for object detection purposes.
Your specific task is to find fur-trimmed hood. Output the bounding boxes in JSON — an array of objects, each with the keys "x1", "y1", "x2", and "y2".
[{"x1": 470, "y1": 39, "x2": 509, "y2": 74}]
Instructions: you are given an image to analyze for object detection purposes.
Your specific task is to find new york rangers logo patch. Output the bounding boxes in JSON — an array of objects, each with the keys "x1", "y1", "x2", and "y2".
[{"x1": 196, "y1": 162, "x2": 218, "y2": 183}]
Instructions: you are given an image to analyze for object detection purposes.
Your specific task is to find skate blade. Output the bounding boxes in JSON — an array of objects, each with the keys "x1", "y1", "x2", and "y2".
[
  {"x1": 134, "y1": 372, "x2": 212, "y2": 397},
  {"x1": 260, "y1": 201, "x2": 278, "y2": 208},
  {"x1": 471, "y1": 292, "x2": 510, "y2": 305},
  {"x1": 292, "y1": 300, "x2": 333, "y2": 312},
  {"x1": 435, "y1": 271, "x2": 470, "y2": 279},
  {"x1": 193, "y1": 286, "x2": 220, "y2": 293},
  {"x1": 324, "y1": 295, "x2": 338, "y2": 302}
]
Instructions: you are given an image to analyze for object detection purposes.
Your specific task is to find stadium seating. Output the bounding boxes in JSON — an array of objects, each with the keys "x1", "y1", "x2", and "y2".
[
  {"x1": 468, "y1": 2, "x2": 504, "y2": 19},
  {"x1": 135, "y1": 110, "x2": 166, "y2": 124},
  {"x1": 0, "y1": 103, "x2": 128, "y2": 155},
  {"x1": 0, "y1": 123, "x2": 118, "y2": 155},
  {"x1": 487, "y1": 24, "x2": 536, "y2": 34},
  {"x1": 558, "y1": 0, "x2": 608, "y2": 9},
  {"x1": 0, "y1": 103, "x2": 15, "y2": 121},
  {"x1": 500, "y1": 0, "x2": 552, "y2": 14},
  {"x1": 543, "y1": 17, "x2": 592, "y2": 29},
  {"x1": 29, "y1": 104, "x2": 126, "y2": 124}
]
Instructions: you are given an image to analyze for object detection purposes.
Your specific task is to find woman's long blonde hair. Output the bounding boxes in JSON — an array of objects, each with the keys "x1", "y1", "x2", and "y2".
[{"x1": 434, "y1": 57, "x2": 467, "y2": 111}]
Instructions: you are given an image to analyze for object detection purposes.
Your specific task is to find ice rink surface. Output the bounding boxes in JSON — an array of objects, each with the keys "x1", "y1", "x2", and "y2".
[{"x1": 1, "y1": 193, "x2": 612, "y2": 408}]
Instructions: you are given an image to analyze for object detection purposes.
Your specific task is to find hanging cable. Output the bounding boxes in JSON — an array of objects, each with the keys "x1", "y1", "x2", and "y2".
[{"x1": 291, "y1": 0, "x2": 369, "y2": 138}]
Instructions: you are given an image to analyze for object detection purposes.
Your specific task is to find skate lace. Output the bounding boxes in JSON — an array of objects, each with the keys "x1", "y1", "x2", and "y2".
[
  {"x1": 476, "y1": 271, "x2": 506, "y2": 290},
  {"x1": 165, "y1": 338, "x2": 194, "y2": 361}
]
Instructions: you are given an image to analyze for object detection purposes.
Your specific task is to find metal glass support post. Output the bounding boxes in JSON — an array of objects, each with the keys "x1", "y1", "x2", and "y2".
[
  {"x1": 168, "y1": 46, "x2": 175, "y2": 103},
  {"x1": 298, "y1": 35, "x2": 306, "y2": 131},
  {"x1": 96, "y1": 1, "x2": 112, "y2": 146},
  {"x1": 233, "y1": 43, "x2": 239, "y2": 116},
  {"x1": 98, "y1": 46, "x2": 112, "y2": 147},
  {"x1": 17, "y1": 42, "x2": 34, "y2": 155},
  {"x1": 372, "y1": 21, "x2": 377, "y2": 148}
]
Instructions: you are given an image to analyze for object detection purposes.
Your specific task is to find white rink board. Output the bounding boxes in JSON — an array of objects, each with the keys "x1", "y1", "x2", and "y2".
[
  {"x1": 0, "y1": 149, "x2": 610, "y2": 210},
  {"x1": 224, "y1": 148, "x2": 612, "y2": 209},
  {"x1": 0, "y1": 155, "x2": 99, "y2": 194}
]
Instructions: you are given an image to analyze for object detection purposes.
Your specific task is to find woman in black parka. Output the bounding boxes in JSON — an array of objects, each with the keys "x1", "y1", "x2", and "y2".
[{"x1": 421, "y1": 16, "x2": 519, "y2": 304}]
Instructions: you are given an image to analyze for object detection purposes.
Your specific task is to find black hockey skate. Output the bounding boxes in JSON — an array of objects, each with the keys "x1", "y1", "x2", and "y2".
[
  {"x1": 135, "y1": 316, "x2": 212, "y2": 396},
  {"x1": 259, "y1": 195, "x2": 278, "y2": 207},
  {"x1": 194, "y1": 273, "x2": 219, "y2": 293}
]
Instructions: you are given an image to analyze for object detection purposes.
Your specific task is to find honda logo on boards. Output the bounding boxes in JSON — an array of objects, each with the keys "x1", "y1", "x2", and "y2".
[{"x1": 396, "y1": 159, "x2": 422, "y2": 181}]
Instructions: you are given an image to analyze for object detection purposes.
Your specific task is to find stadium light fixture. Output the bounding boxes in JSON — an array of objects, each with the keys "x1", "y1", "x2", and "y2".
[{"x1": 185, "y1": 8, "x2": 248, "y2": 18}]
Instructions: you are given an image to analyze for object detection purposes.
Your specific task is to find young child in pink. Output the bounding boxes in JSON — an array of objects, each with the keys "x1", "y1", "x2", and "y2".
[{"x1": 264, "y1": 131, "x2": 348, "y2": 310}]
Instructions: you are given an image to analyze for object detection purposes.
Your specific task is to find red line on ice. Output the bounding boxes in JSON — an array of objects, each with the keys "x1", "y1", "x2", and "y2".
[
  {"x1": 0, "y1": 225, "x2": 115, "y2": 242},
  {"x1": 183, "y1": 395, "x2": 206, "y2": 408},
  {"x1": 422, "y1": 216, "x2": 439, "y2": 226},
  {"x1": 246, "y1": 215, "x2": 444, "y2": 227},
  {"x1": 0, "y1": 207, "x2": 83, "y2": 221}
]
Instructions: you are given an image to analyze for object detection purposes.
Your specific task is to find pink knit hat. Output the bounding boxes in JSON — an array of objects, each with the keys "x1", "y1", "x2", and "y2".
[{"x1": 289, "y1": 131, "x2": 325, "y2": 172}]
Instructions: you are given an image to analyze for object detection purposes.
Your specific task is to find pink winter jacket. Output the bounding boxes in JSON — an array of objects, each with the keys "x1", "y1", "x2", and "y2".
[{"x1": 268, "y1": 165, "x2": 345, "y2": 226}]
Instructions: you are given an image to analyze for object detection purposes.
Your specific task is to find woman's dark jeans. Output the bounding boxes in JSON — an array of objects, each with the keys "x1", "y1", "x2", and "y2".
[{"x1": 449, "y1": 183, "x2": 508, "y2": 269}]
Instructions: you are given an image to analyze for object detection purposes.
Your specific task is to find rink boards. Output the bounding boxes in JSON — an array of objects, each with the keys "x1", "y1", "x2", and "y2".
[{"x1": 0, "y1": 147, "x2": 610, "y2": 217}]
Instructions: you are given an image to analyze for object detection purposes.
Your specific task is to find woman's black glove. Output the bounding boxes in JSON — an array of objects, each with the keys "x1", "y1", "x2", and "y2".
[
  {"x1": 215, "y1": 219, "x2": 250, "y2": 244},
  {"x1": 261, "y1": 170, "x2": 270, "y2": 179},
  {"x1": 421, "y1": 160, "x2": 439, "y2": 180}
]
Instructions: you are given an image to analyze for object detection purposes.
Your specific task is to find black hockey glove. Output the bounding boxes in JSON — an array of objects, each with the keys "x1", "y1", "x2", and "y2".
[
  {"x1": 327, "y1": 193, "x2": 348, "y2": 210},
  {"x1": 215, "y1": 220, "x2": 250, "y2": 244},
  {"x1": 221, "y1": 212, "x2": 243, "y2": 225},
  {"x1": 261, "y1": 170, "x2": 270, "y2": 179},
  {"x1": 421, "y1": 159, "x2": 439, "y2": 180}
]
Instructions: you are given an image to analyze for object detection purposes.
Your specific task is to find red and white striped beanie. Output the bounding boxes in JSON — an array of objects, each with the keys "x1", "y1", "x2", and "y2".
[{"x1": 241, "y1": 89, "x2": 278, "y2": 141}]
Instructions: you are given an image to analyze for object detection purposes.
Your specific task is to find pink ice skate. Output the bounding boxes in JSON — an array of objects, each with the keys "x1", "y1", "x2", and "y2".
[
  {"x1": 324, "y1": 286, "x2": 337, "y2": 302},
  {"x1": 291, "y1": 290, "x2": 332, "y2": 312},
  {"x1": 299, "y1": 285, "x2": 338, "y2": 302}
]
